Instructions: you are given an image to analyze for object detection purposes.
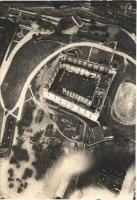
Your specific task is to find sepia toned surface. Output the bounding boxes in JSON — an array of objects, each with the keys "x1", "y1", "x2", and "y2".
[{"x1": 0, "y1": 1, "x2": 136, "y2": 199}]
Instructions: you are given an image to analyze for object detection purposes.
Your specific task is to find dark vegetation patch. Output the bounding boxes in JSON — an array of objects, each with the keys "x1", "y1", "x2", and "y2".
[
  {"x1": 30, "y1": 131, "x2": 43, "y2": 143},
  {"x1": 8, "y1": 168, "x2": 14, "y2": 176},
  {"x1": 22, "y1": 168, "x2": 33, "y2": 180},
  {"x1": 15, "y1": 178, "x2": 29, "y2": 192},
  {"x1": 8, "y1": 168, "x2": 15, "y2": 188},
  {"x1": 9, "y1": 183, "x2": 14, "y2": 188},
  {"x1": 10, "y1": 140, "x2": 29, "y2": 166},
  {"x1": 21, "y1": 100, "x2": 35, "y2": 127},
  {"x1": 8, "y1": 139, "x2": 30, "y2": 192},
  {"x1": 16, "y1": 121, "x2": 24, "y2": 137},
  {"x1": 115, "y1": 29, "x2": 135, "y2": 58},
  {"x1": 32, "y1": 138, "x2": 64, "y2": 180}
]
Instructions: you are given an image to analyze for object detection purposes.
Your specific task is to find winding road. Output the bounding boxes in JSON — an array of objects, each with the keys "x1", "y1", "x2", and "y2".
[{"x1": 0, "y1": 31, "x2": 136, "y2": 145}]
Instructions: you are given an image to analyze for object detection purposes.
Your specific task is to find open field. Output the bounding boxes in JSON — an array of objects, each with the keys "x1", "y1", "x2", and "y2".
[
  {"x1": 1, "y1": 36, "x2": 61, "y2": 110},
  {"x1": 0, "y1": 19, "x2": 17, "y2": 65}
]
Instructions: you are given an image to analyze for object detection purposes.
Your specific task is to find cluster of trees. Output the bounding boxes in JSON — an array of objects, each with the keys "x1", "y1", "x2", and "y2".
[
  {"x1": 8, "y1": 168, "x2": 14, "y2": 188},
  {"x1": 32, "y1": 138, "x2": 63, "y2": 180},
  {"x1": 30, "y1": 132, "x2": 43, "y2": 143},
  {"x1": 22, "y1": 168, "x2": 33, "y2": 180},
  {"x1": 91, "y1": 1, "x2": 134, "y2": 16},
  {"x1": 21, "y1": 101, "x2": 35, "y2": 127},
  {"x1": 16, "y1": 178, "x2": 28, "y2": 193},
  {"x1": 10, "y1": 143, "x2": 29, "y2": 167},
  {"x1": 7, "y1": 166, "x2": 30, "y2": 192}
]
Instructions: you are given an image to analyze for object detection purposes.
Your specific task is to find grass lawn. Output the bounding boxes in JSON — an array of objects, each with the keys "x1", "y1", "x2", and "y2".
[{"x1": 1, "y1": 36, "x2": 61, "y2": 110}]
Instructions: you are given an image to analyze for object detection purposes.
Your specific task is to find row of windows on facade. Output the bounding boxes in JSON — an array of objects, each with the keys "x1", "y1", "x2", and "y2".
[
  {"x1": 62, "y1": 88, "x2": 92, "y2": 107},
  {"x1": 60, "y1": 56, "x2": 110, "y2": 74}
]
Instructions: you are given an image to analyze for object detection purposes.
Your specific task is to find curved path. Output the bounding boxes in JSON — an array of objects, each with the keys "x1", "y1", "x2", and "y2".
[
  {"x1": 0, "y1": 31, "x2": 36, "y2": 87},
  {"x1": 0, "y1": 30, "x2": 39, "y2": 142},
  {"x1": 0, "y1": 40, "x2": 136, "y2": 144},
  {"x1": 0, "y1": 30, "x2": 38, "y2": 115},
  {"x1": 5, "y1": 41, "x2": 135, "y2": 121}
]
